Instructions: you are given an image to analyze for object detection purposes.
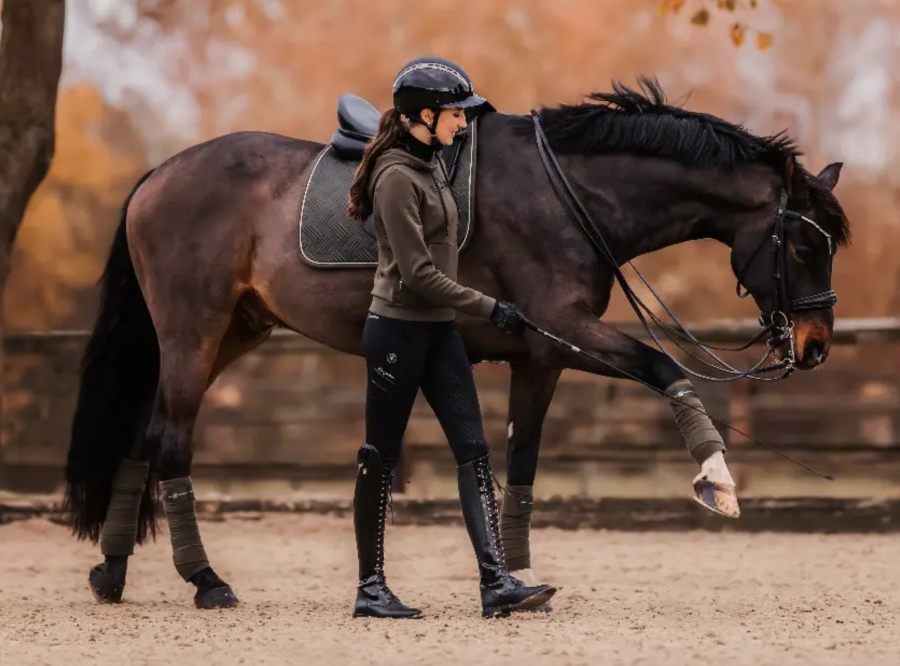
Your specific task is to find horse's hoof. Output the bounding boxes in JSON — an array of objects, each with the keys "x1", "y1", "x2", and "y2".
[
  {"x1": 194, "y1": 585, "x2": 240, "y2": 610},
  {"x1": 692, "y1": 476, "x2": 740, "y2": 518},
  {"x1": 88, "y1": 563, "x2": 124, "y2": 604}
]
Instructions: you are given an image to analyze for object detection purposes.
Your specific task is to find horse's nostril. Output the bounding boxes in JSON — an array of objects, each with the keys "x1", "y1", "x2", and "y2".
[{"x1": 805, "y1": 341, "x2": 827, "y2": 367}]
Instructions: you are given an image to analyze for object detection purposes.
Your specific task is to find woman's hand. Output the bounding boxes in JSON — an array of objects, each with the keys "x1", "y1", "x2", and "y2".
[{"x1": 490, "y1": 301, "x2": 528, "y2": 334}]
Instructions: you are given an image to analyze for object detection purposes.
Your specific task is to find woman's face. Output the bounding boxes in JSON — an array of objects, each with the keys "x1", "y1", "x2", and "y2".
[{"x1": 422, "y1": 108, "x2": 467, "y2": 147}]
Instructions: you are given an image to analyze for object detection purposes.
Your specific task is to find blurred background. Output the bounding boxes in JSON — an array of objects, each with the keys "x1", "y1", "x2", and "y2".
[{"x1": 2, "y1": 0, "x2": 899, "y2": 501}]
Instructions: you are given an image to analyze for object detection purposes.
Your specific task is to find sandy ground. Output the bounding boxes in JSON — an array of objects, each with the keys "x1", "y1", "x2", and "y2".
[{"x1": 0, "y1": 514, "x2": 897, "y2": 666}]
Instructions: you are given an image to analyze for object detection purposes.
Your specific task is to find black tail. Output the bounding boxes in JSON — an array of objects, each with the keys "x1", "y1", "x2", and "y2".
[{"x1": 63, "y1": 169, "x2": 161, "y2": 545}]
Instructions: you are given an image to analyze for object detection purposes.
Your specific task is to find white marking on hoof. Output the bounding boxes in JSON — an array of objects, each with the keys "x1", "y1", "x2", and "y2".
[{"x1": 701, "y1": 451, "x2": 735, "y2": 485}]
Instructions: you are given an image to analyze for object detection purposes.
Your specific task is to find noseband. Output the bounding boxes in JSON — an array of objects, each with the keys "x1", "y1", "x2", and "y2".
[
  {"x1": 734, "y1": 190, "x2": 838, "y2": 369},
  {"x1": 530, "y1": 110, "x2": 836, "y2": 381}
]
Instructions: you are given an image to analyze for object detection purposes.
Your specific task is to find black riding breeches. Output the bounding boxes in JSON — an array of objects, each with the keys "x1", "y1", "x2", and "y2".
[{"x1": 362, "y1": 312, "x2": 489, "y2": 467}]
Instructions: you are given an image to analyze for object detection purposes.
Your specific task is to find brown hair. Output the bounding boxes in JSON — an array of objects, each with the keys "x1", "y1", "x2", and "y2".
[{"x1": 348, "y1": 108, "x2": 407, "y2": 221}]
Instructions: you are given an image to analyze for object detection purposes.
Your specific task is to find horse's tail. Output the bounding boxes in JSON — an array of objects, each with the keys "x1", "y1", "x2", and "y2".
[{"x1": 63, "y1": 168, "x2": 161, "y2": 545}]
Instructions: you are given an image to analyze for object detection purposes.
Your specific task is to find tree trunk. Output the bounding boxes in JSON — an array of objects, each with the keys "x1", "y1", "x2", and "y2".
[{"x1": 0, "y1": 0, "x2": 66, "y2": 488}]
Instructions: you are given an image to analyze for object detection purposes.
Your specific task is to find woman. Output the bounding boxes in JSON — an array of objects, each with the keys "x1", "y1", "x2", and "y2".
[{"x1": 346, "y1": 57, "x2": 557, "y2": 619}]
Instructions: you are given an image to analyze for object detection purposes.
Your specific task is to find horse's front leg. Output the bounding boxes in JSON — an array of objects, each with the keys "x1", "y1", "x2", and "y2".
[
  {"x1": 525, "y1": 315, "x2": 740, "y2": 518},
  {"x1": 500, "y1": 361, "x2": 562, "y2": 598}
]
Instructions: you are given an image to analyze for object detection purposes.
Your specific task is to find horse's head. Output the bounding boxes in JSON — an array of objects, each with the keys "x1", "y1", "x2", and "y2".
[{"x1": 729, "y1": 159, "x2": 849, "y2": 371}]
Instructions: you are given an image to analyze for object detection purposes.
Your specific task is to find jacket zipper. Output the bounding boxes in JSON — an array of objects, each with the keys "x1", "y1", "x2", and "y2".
[{"x1": 432, "y1": 160, "x2": 453, "y2": 238}]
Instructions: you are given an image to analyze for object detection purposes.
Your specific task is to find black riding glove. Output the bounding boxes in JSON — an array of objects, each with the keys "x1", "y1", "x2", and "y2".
[{"x1": 490, "y1": 301, "x2": 528, "y2": 334}]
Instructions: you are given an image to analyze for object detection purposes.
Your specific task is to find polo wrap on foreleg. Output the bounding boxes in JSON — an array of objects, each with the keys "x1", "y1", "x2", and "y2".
[
  {"x1": 665, "y1": 379, "x2": 726, "y2": 465},
  {"x1": 500, "y1": 485, "x2": 533, "y2": 572},
  {"x1": 160, "y1": 477, "x2": 210, "y2": 581},
  {"x1": 100, "y1": 458, "x2": 150, "y2": 556}
]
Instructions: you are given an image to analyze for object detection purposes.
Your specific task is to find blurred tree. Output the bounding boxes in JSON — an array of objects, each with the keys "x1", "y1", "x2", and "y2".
[{"x1": 0, "y1": 0, "x2": 65, "y2": 485}]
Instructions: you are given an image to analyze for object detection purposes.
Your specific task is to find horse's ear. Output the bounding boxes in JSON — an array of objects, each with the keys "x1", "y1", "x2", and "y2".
[
  {"x1": 784, "y1": 155, "x2": 808, "y2": 202},
  {"x1": 815, "y1": 162, "x2": 843, "y2": 191}
]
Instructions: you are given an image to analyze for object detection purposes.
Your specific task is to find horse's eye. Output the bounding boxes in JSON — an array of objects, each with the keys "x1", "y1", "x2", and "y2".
[{"x1": 795, "y1": 246, "x2": 814, "y2": 261}]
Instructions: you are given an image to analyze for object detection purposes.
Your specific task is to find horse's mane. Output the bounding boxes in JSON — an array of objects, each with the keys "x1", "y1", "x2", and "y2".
[{"x1": 516, "y1": 76, "x2": 849, "y2": 245}]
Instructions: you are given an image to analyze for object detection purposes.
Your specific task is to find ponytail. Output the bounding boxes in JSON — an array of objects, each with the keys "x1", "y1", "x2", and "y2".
[{"x1": 348, "y1": 108, "x2": 407, "y2": 221}]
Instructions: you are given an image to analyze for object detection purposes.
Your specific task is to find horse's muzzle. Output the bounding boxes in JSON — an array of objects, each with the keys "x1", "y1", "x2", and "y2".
[{"x1": 791, "y1": 312, "x2": 834, "y2": 370}]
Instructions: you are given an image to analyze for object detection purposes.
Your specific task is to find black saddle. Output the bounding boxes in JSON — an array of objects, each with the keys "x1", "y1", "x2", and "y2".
[
  {"x1": 331, "y1": 94, "x2": 380, "y2": 158},
  {"x1": 330, "y1": 93, "x2": 471, "y2": 165}
]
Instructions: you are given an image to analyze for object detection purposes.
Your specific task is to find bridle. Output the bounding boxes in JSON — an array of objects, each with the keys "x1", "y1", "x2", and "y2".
[
  {"x1": 732, "y1": 189, "x2": 838, "y2": 371},
  {"x1": 530, "y1": 110, "x2": 838, "y2": 382}
]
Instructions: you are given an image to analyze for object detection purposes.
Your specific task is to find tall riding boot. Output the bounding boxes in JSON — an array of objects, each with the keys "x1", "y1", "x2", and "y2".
[
  {"x1": 353, "y1": 444, "x2": 422, "y2": 619},
  {"x1": 457, "y1": 454, "x2": 557, "y2": 618}
]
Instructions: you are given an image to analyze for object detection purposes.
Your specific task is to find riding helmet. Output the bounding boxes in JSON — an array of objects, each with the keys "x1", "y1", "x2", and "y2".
[{"x1": 392, "y1": 57, "x2": 495, "y2": 118}]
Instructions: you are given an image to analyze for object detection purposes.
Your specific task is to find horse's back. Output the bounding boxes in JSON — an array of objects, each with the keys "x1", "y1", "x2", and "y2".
[{"x1": 127, "y1": 130, "x2": 323, "y2": 239}]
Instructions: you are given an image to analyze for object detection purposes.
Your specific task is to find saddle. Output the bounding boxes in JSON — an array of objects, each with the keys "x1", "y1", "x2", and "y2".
[
  {"x1": 330, "y1": 94, "x2": 381, "y2": 158},
  {"x1": 299, "y1": 94, "x2": 477, "y2": 268}
]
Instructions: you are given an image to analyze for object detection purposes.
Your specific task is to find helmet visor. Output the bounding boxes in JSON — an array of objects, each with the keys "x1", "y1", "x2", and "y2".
[{"x1": 440, "y1": 93, "x2": 488, "y2": 109}]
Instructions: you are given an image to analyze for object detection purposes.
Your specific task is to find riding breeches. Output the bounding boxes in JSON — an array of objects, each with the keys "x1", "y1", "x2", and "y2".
[{"x1": 362, "y1": 312, "x2": 489, "y2": 466}]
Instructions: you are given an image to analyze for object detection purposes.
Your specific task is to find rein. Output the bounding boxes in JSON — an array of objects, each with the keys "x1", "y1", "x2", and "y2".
[
  {"x1": 529, "y1": 110, "x2": 837, "y2": 383},
  {"x1": 525, "y1": 111, "x2": 837, "y2": 480}
]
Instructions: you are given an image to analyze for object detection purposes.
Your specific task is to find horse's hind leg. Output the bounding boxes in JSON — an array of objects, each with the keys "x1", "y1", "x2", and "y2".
[
  {"x1": 84, "y1": 314, "x2": 267, "y2": 607},
  {"x1": 88, "y1": 427, "x2": 155, "y2": 603},
  {"x1": 145, "y1": 310, "x2": 241, "y2": 609}
]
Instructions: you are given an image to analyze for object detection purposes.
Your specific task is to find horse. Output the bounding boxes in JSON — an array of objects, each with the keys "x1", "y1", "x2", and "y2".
[{"x1": 63, "y1": 77, "x2": 850, "y2": 609}]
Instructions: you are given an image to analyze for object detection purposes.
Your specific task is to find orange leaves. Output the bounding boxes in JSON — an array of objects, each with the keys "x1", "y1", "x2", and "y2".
[
  {"x1": 756, "y1": 31, "x2": 774, "y2": 50},
  {"x1": 691, "y1": 8, "x2": 711, "y2": 25},
  {"x1": 661, "y1": 0, "x2": 777, "y2": 50},
  {"x1": 657, "y1": 0, "x2": 687, "y2": 14}
]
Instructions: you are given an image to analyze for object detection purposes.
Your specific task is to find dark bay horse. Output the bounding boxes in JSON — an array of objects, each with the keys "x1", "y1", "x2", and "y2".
[{"x1": 64, "y1": 79, "x2": 849, "y2": 608}]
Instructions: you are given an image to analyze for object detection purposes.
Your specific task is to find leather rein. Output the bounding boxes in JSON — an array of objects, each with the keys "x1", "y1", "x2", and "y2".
[{"x1": 530, "y1": 110, "x2": 837, "y2": 382}]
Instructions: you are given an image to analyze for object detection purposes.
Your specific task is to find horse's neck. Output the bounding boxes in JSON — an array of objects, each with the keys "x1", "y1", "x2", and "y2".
[{"x1": 576, "y1": 156, "x2": 779, "y2": 262}]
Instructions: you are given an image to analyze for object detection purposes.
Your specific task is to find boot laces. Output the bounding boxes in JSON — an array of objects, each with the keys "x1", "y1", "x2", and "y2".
[
  {"x1": 374, "y1": 469, "x2": 410, "y2": 591},
  {"x1": 476, "y1": 457, "x2": 510, "y2": 578}
]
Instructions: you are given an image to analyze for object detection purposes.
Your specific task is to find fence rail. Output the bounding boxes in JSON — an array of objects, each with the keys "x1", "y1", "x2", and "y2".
[
  {"x1": 6, "y1": 317, "x2": 900, "y2": 351},
  {"x1": 2, "y1": 318, "x2": 899, "y2": 495}
]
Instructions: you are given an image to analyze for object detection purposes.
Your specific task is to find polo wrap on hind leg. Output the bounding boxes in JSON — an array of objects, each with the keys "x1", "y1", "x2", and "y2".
[
  {"x1": 665, "y1": 379, "x2": 725, "y2": 465},
  {"x1": 100, "y1": 458, "x2": 149, "y2": 557},
  {"x1": 160, "y1": 477, "x2": 210, "y2": 581},
  {"x1": 500, "y1": 485, "x2": 533, "y2": 572}
]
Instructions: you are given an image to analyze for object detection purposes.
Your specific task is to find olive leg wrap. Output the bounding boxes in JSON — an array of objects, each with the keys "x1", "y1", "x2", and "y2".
[
  {"x1": 500, "y1": 485, "x2": 533, "y2": 572},
  {"x1": 665, "y1": 379, "x2": 726, "y2": 465},
  {"x1": 100, "y1": 458, "x2": 150, "y2": 556},
  {"x1": 160, "y1": 477, "x2": 210, "y2": 581}
]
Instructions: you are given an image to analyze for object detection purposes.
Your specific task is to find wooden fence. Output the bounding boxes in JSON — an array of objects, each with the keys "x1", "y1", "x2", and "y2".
[{"x1": 2, "y1": 318, "x2": 899, "y2": 496}]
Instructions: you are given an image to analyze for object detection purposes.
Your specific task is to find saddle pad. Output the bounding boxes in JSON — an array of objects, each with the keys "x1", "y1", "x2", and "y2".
[{"x1": 299, "y1": 122, "x2": 477, "y2": 268}]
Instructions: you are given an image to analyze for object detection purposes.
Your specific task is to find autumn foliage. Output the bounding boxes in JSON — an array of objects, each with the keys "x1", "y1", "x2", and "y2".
[
  {"x1": 4, "y1": 0, "x2": 900, "y2": 330},
  {"x1": 658, "y1": 0, "x2": 774, "y2": 48}
]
